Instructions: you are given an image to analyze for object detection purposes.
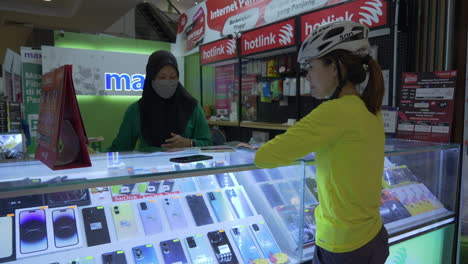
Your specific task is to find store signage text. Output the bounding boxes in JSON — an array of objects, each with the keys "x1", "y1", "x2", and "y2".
[
  {"x1": 209, "y1": 0, "x2": 265, "y2": 20},
  {"x1": 105, "y1": 73, "x2": 145, "y2": 92},
  {"x1": 301, "y1": 0, "x2": 387, "y2": 41},
  {"x1": 201, "y1": 39, "x2": 237, "y2": 64},
  {"x1": 241, "y1": 19, "x2": 295, "y2": 55}
]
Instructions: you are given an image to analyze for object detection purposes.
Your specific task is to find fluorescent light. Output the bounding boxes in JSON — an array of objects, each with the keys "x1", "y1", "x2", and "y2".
[{"x1": 44, "y1": 0, "x2": 52, "y2": 2}]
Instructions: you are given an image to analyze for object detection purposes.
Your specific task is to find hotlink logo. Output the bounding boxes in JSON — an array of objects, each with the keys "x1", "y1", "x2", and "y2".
[
  {"x1": 358, "y1": 0, "x2": 383, "y2": 26},
  {"x1": 278, "y1": 24, "x2": 294, "y2": 45},
  {"x1": 226, "y1": 39, "x2": 236, "y2": 55}
]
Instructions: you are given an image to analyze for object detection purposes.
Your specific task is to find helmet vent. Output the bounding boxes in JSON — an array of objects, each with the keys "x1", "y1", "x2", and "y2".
[
  {"x1": 318, "y1": 41, "x2": 332, "y2": 52},
  {"x1": 323, "y1": 27, "x2": 344, "y2": 40}
]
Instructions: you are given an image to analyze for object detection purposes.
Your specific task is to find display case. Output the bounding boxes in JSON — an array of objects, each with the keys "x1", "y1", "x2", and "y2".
[{"x1": 0, "y1": 139, "x2": 461, "y2": 264}]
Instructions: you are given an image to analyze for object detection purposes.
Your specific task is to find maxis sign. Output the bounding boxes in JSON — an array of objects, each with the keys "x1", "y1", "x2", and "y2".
[
  {"x1": 200, "y1": 38, "x2": 237, "y2": 65},
  {"x1": 105, "y1": 73, "x2": 145, "y2": 92},
  {"x1": 241, "y1": 19, "x2": 295, "y2": 56},
  {"x1": 300, "y1": 0, "x2": 388, "y2": 41}
]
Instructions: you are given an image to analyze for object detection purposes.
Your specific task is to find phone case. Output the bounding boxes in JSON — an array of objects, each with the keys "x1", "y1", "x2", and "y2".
[
  {"x1": 146, "y1": 182, "x2": 161, "y2": 194},
  {"x1": 186, "y1": 194, "x2": 214, "y2": 226},
  {"x1": 268, "y1": 168, "x2": 284, "y2": 180},
  {"x1": 177, "y1": 178, "x2": 197, "y2": 193},
  {"x1": 230, "y1": 226, "x2": 264, "y2": 264},
  {"x1": 160, "y1": 239, "x2": 188, "y2": 264},
  {"x1": 207, "y1": 191, "x2": 235, "y2": 222},
  {"x1": 185, "y1": 235, "x2": 216, "y2": 264},
  {"x1": 0, "y1": 216, "x2": 13, "y2": 259},
  {"x1": 197, "y1": 175, "x2": 219, "y2": 190},
  {"x1": 275, "y1": 182, "x2": 299, "y2": 205},
  {"x1": 82, "y1": 206, "x2": 111, "y2": 247},
  {"x1": 251, "y1": 170, "x2": 269, "y2": 182},
  {"x1": 215, "y1": 173, "x2": 235, "y2": 188},
  {"x1": 305, "y1": 178, "x2": 319, "y2": 203},
  {"x1": 207, "y1": 230, "x2": 239, "y2": 264},
  {"x1": 138, "y1": 201, "x2": 163, "y2": 235},
  {"x1": 19, "y1": 208, "x2": 48, "y2": 254},
  {"x1": 250, "y1": 222, "x2": 281, "y2": 259},
  {"x1": 161, "y1": 180, "x2": 175, "y2": 193},
  {"x1": 52, "y1": 208, "x2": 79, "y2": 248},
  {"x1": 260, "y1": 183, "x2": 285, "y2": 208},
  {"x1": 102, "y1": 250, "x2": 127, "y2": 264},
  {"x1": 69, "y1": 256, "x2": 95, "y2": 264},
  {"x1": 225, "y1": 189, "x2": 254, "y2": 218},
  {"x1": 132, "y1": 244, "x2": 158, "y2": 264},
  {"x1": 111, "y1": 203, "x2": 138, "y2": 241},
  {"x1": 290, "y1": 180, "x2": 316, "y2": 205},
  {"x1": 162, "y1": 196, "x2": 188, "y2": 230}
]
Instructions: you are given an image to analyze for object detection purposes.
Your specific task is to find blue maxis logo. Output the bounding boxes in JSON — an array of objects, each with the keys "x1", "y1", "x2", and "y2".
[{"x1": 105, "y1": 72, "x2": 146, "y2": 91}]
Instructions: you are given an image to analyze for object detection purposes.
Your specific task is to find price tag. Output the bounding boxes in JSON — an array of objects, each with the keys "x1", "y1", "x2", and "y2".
[{"x1": 382, "y1": 107, "x2": 398, "y2": 133}]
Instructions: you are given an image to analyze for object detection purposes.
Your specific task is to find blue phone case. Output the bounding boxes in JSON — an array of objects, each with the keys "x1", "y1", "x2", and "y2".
[
  {"x1": 230, "y1": 226, "x2": 264, "y2": 263},
  {"x1": 197, "y1": 175, "x2": 219, "y2": 190},
  {"x1": 207, "y1": 191, "x2": 235, "y2": 222},
  {"x1": 160, "y1": 239, "x2": 188, "y2": 264},
  {"x1": 186, "y1": 194, "x2": 214, "y2": 226},
  {"x1": 215, "y1": 173, "x2": 235, "y2": 188},
  {"x1": 162, "y1": 197, "x2": 188, "y2": 230},
  {"x1": 138, "y1": 201, "x2": 163, "y2": 235},
  {"x1": 251, "y1": 169, "x2": 269, "y2": 182},
  {"x1": 225, "y1": 189, "x2": 254, "y2": 218},
  {"x1": 260, "y1": 183, "x2": 285, "y2": 208},
  {"x1": 268, "y1": 168, "x2": 284, "y2": 180},
  {"x1": 132, "y1": 244, "x2": 159, "y2": 264},
  {"x1": 250, "y1": 222, "x2": 281, "y2": 259},
  {"x1": 177, "y1": 178, "x2": 197, "y2": 192},
  {"x1": 185, "y1": 235, "x2": 216, "y2": 264},
  {"x1": 102, "y1": 250, "x2": 127, "y2": 264}
]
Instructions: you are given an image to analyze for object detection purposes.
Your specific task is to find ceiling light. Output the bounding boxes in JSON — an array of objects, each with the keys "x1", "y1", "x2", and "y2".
[{"x1": 43, "y1": 0, "x2": 52, "y2": 2}]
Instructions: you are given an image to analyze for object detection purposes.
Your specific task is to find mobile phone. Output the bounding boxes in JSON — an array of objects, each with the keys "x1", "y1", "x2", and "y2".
[
  {"x1": 52, "y1": 208, "x2": 79, "y2": 248},
  {"x1": 186, "y1": 194, "x2": 214, "y2": 226},
  {"x1": 250, "y1": 222, "x2": 281, "y2": 259},
  {"x1": 215, "y1": 173, "x2": 235, "y2": 188},
  {"x1": 290, "y1": 180, "x2": 317, "y2": 205},
  {"x1": 0, "y1": 216, "x2": 14, "y2": 259},
  {"x1": 161, "y1": 180, "x2": 175, "y2": 193},
  {"x1": 207, "y1": 191, "x2": 235, "y2": 222},
  {"x1": 102, "y1": 250, "x2": 127, "y2": 264},
  {"x1": 185, "y1": 235, "x2": 216, "y2": 264},
  {"x1": 275, "y1": 181, "x2": 300, "y2": 205},
  {"x1": 225, "y1": 189, "x2": 254, "y2": 218},
  {"x1": 305, "y1": 177, "x2": 319, "y2": 203},
  {"x1": 111, "y1": 203, "x2": 138, "y2": 241},
  {"x1": 268, "y1": 168, "x2": 284, "y2": 180},
  {"x1": 132, "y1": 244, "x2": 158, "y2": 264},
  {"x1": 231, "y1": 226, "x2": 263, "y2": 263},
  {"x1": 146, "y1": 182, "x2": 161, "y2": 194},
  {"x1": 19, "y1": 208, "x2": 48, "y2": 254},
  {"x1": 69, "y1": 256, "x2": 95, "y2": 264},
  {"x1": 81, "y1": 206, "x2": 111, "y2": 247},
  {"x1": 169, "y1": 154, "x2": 213, "y2": 163},
  {"x1": 207, "y1": 230, "x2": 238, "y2": 264},
  {"x1": 260, "y1": 183, "x2": 285, "y2": 208},
  {"x1": 177, "y1": 178, "x2": 197, "y2": 193},
  {"x1": 197, "y1": 175, "x2": 219, "y2": 190},
  {"x1": 160, "y1": 239, "x2": 188, "y2": 264},
  {"x1": 162, "y1": 196, "x2": 188, "y2": 230},
  {"x1": 251, "y1": 169, "x2": 269, "y2": 182},
  {"x1": 138, "y1": 201, "x2": 163, "y2": 235}
]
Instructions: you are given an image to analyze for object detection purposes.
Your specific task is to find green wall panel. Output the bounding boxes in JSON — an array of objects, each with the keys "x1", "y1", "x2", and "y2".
[{"x1": 184, "y1": 52, "x2": 201, "y2": 102}]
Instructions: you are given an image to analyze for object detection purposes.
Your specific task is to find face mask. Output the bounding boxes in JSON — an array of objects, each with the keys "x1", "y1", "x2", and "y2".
[{"x1": 152, "y1": 80, "x2": 178, "y2": 99}]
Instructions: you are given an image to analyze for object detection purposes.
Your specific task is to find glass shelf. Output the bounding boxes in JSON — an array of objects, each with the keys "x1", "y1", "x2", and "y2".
[{"x1": 0, "y1": 139, "x2": 459, "y2": 198}]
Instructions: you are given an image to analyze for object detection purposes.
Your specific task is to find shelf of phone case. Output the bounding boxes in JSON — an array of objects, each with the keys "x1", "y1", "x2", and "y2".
[
  {"x1": 240, "y1": 121, "x2": 291, "y2": 131},
  {"x1": 208, "y1": 120, "x2": 240, "y2": 127}
]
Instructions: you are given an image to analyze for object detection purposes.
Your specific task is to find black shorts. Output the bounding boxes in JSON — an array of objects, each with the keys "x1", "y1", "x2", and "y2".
[{"x1": 312, "y1": 226, "x2": 390, "y2": 264}]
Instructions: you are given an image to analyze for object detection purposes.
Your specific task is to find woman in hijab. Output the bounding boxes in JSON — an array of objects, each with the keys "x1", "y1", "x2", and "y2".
[{"x1": 108, "y1": 50, "x2": 212, "y2": 152}]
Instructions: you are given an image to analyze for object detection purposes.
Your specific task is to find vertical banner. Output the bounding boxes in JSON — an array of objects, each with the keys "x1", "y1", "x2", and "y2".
[
  {"x1": 2, "y1": 49, "x2": 15, "y2": 102},
  {"x1": 35, "y1": 65, "x2": 91, "y2": 170},
  {"x1": 396, "y1": 71, "x2": 457, "y2": 143},
  {"x1": 12, "y1": 52, "x2": 23, "y2": 103},
  {"x1": 21, "y1": 47, "x2": 42, "y2": 154},
  {"x1": 215, "y1": 64, "x2": 235, "y2": 118}
]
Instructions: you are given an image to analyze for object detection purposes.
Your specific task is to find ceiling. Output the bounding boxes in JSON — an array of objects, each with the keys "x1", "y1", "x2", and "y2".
[{"x1": 0, "y1": 0, "x2": 199, "y2": 33}]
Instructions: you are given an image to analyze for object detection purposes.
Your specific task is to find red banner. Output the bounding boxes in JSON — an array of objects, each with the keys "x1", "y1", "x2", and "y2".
[
  {"x1": 241, "y1": 19, "x2": 295, "y2": 55},
  {"x1": 200, "y1": 38, "x2": 238, "y2": 65},
  {"x1": 300, "y1": 0, "x2": 388, "y2": 41},
  {"x1": 396, "y1": 71, "x2": 457, "y2": 143}
]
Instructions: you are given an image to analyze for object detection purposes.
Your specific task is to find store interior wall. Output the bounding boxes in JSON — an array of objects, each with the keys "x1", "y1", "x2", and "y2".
[
  {"x1": 54, "y1": 31, "x2": 171, "y2": 150},
  {"x1": 0, "y1": 25, "x2": 32, "y2": 62},
  {"x1": 184, "y1": 52, "x2": 201, "y2": 102}
]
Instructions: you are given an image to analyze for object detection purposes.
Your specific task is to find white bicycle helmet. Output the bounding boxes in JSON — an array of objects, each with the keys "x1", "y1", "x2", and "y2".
[{"x1": 298, "y1": 21, "x2": 370, "y2": 67}]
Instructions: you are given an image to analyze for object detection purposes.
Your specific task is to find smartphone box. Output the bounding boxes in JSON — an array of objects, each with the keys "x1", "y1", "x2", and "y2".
[{"x1": 15, "y1": 206, "x2": 83, "y2": 259}]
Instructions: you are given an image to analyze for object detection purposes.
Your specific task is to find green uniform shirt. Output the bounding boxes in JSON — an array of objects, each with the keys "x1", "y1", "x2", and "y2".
[
  {"x1": 108, "y1": 101, "x2": 212, "y2": 152},
  {"x1": 255, "y1": 95, "x2": 384, "y2": 253}
]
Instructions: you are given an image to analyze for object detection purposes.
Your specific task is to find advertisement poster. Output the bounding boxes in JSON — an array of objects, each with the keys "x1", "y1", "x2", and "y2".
[
  {"x1": 175, "y1": 0, "x2": 351, "y2": 56},
  {"x1": 200, "y1": 38, "x2": 237, "y2": 65},
  {"x1": 42, "y1": 46, "x2": 148, "y2": 96},
  {"x1": 21, "y1": 47, "x2": 42, "y2": 154},
  {"x1": 12, "y1": 52, "x2": 23, "y2": 103},
  {"x1": 35, "y1": 65, "x2": 91, "y2": 170},
  {"x1": 396, "y1": 71, "x2": 457, "y2": 143},
  {"x1": 2, "y1": 49, "x2": 15, "y2": 102},
  {"x1": 215, "y1": 64, "x2": 235, "y2": 118}
]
